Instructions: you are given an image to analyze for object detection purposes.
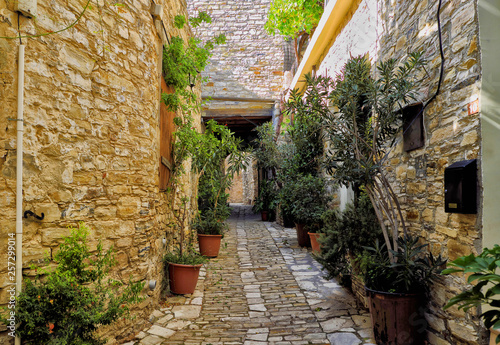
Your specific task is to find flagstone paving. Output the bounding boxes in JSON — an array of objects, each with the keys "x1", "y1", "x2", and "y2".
[{"x1": 125, "y1": 205, "x2": 375, "y2": 345}]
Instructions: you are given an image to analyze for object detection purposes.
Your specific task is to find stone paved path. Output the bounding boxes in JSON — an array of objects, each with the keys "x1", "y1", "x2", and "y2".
[{"x1": 125, "y1": 205, "x2": 375, "y2": 345}]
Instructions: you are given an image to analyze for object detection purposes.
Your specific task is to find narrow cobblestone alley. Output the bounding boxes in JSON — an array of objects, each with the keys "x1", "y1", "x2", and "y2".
[{"x1": 129, "y1": 205, "x2": 375, "y2": 345}]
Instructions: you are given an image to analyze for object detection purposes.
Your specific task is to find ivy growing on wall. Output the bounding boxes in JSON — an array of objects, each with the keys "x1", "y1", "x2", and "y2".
[{"x1": 162, "y1": 12, "x2": 226, "y2": 111}]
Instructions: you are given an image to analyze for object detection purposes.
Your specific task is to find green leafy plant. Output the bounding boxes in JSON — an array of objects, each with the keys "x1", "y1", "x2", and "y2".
[
  {"x1": 362, "y1": 235, "x2": 445, "y2": 294},
  {"x1": 192, "y1": 210, "x2": 228, "y2": 236},
  {"x1": 442, "y1": 246, "x2": 500, "y2": 342},
  {"x1": 3, "y1": 223, "x2": 144, "y2": 345},
  {"x1": 316, "y1": 193, "x2": 382, "y2": 280},
  {"x1": 252, "y1": 122, "x2": 279, "y2": 174},
  {"x1": 265, "y1": 0, "x2": 324, "y2": 63},
  {"x1": 276, "y1": 81, "x2": 326, "y2": 225},
  {"x1": 281, "y1": 174, "x2": 330, "y2": 226},
  {"x1": 322, "y1": 53, "x2": 425, "y2": 261},
  {"x1": 252, "y1": 178, "x2": 278, "y2": 215},
  {"x1": 162, "y1": 12, "x2": 226, "y2": 111}
]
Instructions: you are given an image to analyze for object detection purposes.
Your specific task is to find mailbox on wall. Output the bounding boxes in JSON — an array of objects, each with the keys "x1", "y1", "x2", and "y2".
[{"x1": 444, "y1": 159, "x2": 477, "y2": 214}]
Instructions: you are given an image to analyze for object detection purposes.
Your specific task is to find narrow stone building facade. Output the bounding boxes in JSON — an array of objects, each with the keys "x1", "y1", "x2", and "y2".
[
  {"x1": 0, "y1": 0, "x2": 199, "y2": 342},
  {"x1": 291, "y1": 0, "x2": 489, "y2": 343}
]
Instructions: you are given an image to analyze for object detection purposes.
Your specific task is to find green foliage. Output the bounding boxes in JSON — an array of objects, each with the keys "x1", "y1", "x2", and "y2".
[
  {"x1": 265, "y1": 0, "x2": 324, "y2": 38},
  {"x1": 316, "y1": 193, "x2": 382, "y2": 279},
  {"x1": 192, "y1": 211, "x2": 228, "y2": 236},
  {"x1": 4, "y1": 223, "x2": 144, "y2": 345},
  {"x1": 162, "y1": 12, "x2": 226, "y2": 111},
  {"x1": 325, "y1": 53, "x2": 425, "y2": 187},
  {"x1": 280, "y1": 174, "x2": 329, "y2": 225},
  {"x1": 164, "y1": 248, "x2": 208, "y2": 266},
  {"x1": 442, "y1": 246, "x2": 500, "y2": 339},
  {"x1": 194, "y1": 120, "x2": 246, "y2": 223},
  {"x1": 362, "y1": 235, "x2": 446, "y2": 294},
  {"x1": 276, "y1": 82, "x2": 326, "y2": 224},
  {"x1": 252, "y1": 179, "x2": 279, "y2": 214},
  {"x1": 252, "y1": 122, "x2": 279, "y2": 171}
]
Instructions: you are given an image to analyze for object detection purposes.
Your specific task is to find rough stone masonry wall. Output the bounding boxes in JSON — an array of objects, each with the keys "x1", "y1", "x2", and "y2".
[
  {"x1": 319, "y1": 0, "x2": 484, "y2": 344},
  {"x1": 187, "y1": 0, "x2": 285, "y2": 101},
  {"x1": 0, "y1": 0, "x2": 199, "y2": 343}
]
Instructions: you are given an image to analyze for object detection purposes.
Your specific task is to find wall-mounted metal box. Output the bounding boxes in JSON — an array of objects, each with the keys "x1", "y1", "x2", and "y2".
[{"x1": 444, "y1": 159, "x2": 477, "y2": 214}]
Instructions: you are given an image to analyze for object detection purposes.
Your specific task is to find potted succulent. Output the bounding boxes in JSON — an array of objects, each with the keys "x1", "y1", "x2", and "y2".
[
  {"x1": 442, "y1": 245, "x2": 500, "y2": 344},
  {"x1": 252, "y1": 179, "x2": 278, "y2": 221}
]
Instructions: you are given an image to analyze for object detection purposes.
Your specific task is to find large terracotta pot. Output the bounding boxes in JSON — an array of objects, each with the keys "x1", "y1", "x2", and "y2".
[
  {"x1": 366, "y1": 287, "x2": 425, "y2": 345},
  {"x1": 261, "y1": 211, "x2": 269, "y2": 221},
  {"x1": 295, "y1": 223, "x2": 311, "y2": 247},
  {"x1": 198, "y1": 234, "x2": 222, "y2": 258},
  {"x1": 168, "y1": 262, "x2": 202, "y2": 295},
  {"x1": 308, "y1": 232, "x2": 321, "y2": 253},
  {"x1": 490, "y1": 328, "x2": 500, "y2": 345}
]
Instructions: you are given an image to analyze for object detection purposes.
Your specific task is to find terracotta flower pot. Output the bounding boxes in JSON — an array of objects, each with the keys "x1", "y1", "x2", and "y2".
[
  {"x1": 261, "y1": 210, "x2": 269, "y2": 221},
  {"x1": 308, "y1": 232, "x2": 321, "y2": 253},
  {"x1": 490, "y1": 328, "x2": 500, "y2": 345},
  {"x1": 295, "y1": 223, "x2": 311, "y2": 247},
  {"x1": 198, "y1": 234, "x2": 222, "y2": 258},
  {"x1": 167, "y1": 262, "x2": 202, "y2": 295},
  {"x1": 366, "y1": 287, "x2": 425, "y2": 345}
]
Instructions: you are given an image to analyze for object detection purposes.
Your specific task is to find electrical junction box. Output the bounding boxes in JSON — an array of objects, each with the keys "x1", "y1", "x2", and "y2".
[
  {"x1": 444, "y1": 159, "x2": 477, "y2": 214},
  {"x1": 15, "y1": 0, "x2": 37, "y2": 18}
]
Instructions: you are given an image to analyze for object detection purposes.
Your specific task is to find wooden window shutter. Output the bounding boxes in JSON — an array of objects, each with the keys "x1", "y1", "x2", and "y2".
[{"x1": 159, "y1": 77, "x2": 175, "y2": 190}]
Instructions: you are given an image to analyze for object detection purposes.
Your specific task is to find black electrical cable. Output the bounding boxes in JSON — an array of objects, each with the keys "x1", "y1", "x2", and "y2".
[
  {"x1": 380, "y1": 0, "x2": 445, "y2": 163},
  {"x1": 422, "y1": 0, "x2": 444, "y2": 111},
  {"x1": 17, "y1": 12, "x2": 22, "y2": 44}
]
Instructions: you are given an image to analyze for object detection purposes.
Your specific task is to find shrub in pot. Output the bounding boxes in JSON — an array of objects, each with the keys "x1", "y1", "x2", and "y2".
[
  {"x1": 192, "y1": 209, "x2": 227, "y2": 257},
  {"x1": 252, "y1": 179, "x2": 278, "y2": 221},
  {"x1": 442, "y1": 245, "x2": 500, "y2": 344},
  {"x1": 285, "y1": 174, "x2": 329, "y2": 247},
  {"x1": 361, "y1": 235, "x2": 445, "y2": 345},
  {"x1": 316, "y1": 193, "x2": 382, "y2": 284}
]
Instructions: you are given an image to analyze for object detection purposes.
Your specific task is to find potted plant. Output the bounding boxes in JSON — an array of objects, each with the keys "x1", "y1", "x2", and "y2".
[
  {"x1": 442, "y1": 245, "x2": 500, "y2": 344},
  {"x1": 192, "y1": 207, "x2": 228, "y2": 258},
  {"x1": 361, "y1": 235, "x2": 445, "y2": 344},
  {"x1": 193, "y1": 120, "x2": 245, "y2": 258},
  {"x1": 286, "y1": 174, "x2": 329, "y2": 247},
  {"x1": 164, "y1": 197, "x2": 208, "y2": 295},
  {"x1": 316, "y1": 193, "x2": 382, "y2": 288},
  {"x1": 252, "y1": 179, "x2": 278, "y2": 221},
  {"x1": 2, "y1": 223, "x2": 144, "y2": 344}
]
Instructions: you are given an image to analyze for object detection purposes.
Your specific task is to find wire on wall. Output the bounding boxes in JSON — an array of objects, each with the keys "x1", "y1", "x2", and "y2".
[{"x1": 380, "y1": 0, "x2": 445, "y2": 163}]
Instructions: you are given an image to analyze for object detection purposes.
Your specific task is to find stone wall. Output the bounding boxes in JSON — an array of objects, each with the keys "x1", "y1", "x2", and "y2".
[
  {"x1": 318, "y1": 0, "x2": 485, "y2": 343},
  {"x1": 227, "y1": 155, "x2": 256, "y2": 205},
  {"x1": 0, "y1": 0, "x2": 199, "y2": 342},
  {"x1": 187, "y1": 0, "x2": 285, "y2": 100}
]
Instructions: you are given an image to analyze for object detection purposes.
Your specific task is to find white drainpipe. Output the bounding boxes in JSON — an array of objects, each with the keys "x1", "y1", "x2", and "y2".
[{"x1": 15, "y1": 43, "x2": 25, "y2": 345}]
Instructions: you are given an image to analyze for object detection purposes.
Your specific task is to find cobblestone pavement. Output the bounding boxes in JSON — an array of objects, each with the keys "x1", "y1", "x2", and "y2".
[{"x1": 126, "y1": 205, "x2": 375, "y2": 345}]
